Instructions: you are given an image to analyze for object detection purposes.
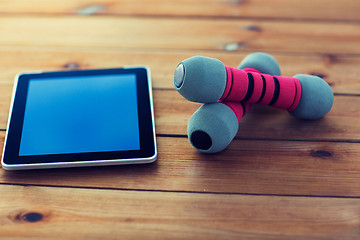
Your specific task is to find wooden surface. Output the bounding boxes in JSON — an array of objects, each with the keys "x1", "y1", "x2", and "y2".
[{"x1": 1, "y1": 1, "x2": 360, "y2": 239}]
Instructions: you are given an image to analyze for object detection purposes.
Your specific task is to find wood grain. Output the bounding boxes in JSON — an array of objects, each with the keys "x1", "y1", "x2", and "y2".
[
  {"x1": 2, "y1": 0, "x2": 360, "y2": 22},
  {"x1": 0, "y1": 47, "x2": 359, "y2": 93},
  {"x1": 0, "y1": 16, "x2": 359, "y2": 54},
  {"x1": 1, "y1": 0, "x2": 360, "y2": 239},
  {"x1": 1, "y1": 135, "x2": 360, "y2": 197},
  {"x1": 1, "y1": 185, "x2": 360, "y2": 240}
]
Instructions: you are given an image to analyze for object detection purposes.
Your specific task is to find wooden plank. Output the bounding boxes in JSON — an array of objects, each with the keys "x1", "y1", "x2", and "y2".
[
  {"x1": 2, "y1": 0, "x2": 360, "y2": 22},
  {"x1": 0, "y1": 17, "x2": 359, "y2": 54},
  {"x1": 154, "y1": 93, "x2": 360, "y2": 142},
  {"x1": 0, "y1": 87, "x2": 359, "y2": 141},
  {"x1": 0, "y1": 85, "x2": 359, "y2": 140},
  {"x1": 1, "y1": 135, "x2": 360, "y2": 197},
  {"x1": 0, "y1": 47, "x2": 360, "y2": 94},
  {"x1": 1, "y1": 185, "x2": 360, "y2": 240}
]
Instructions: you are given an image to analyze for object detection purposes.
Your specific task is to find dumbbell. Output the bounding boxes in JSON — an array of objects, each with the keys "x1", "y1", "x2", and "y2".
[
  {"x1": 185, "y1": 53, "x2": 281, "y2": 153},
  {"x1": 174, "y1": 53, "x2": 334, "y2": 120}
]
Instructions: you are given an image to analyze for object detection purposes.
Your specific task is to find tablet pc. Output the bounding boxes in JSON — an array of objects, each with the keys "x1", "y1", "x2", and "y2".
[{"x1": 2, "y1": 66, "x2": 157, "y2": 170}]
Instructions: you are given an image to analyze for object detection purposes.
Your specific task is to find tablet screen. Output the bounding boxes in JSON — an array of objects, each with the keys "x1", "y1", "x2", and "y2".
[
  {"x1": 19, "y1": 74, "x2": 140, "y2": 156},
  {"x1": 2, "y1": 67, "x2": 156, "y2": 169}
]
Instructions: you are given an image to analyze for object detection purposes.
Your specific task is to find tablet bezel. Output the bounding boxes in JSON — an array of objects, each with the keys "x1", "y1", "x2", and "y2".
[{"x1": 1, "y1": 66, "x2": 157, "y2": 170}]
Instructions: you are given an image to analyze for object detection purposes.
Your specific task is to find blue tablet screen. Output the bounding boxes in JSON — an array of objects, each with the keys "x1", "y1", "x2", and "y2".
[{"x1": 19, "y1": 74, "x2": 140, "y2": 156}]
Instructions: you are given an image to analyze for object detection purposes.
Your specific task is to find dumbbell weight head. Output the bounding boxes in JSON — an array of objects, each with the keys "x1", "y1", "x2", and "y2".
[
  {"x1": 237, "y1": 52, "x2": 281, "y2": 76},
  {"x1": 187, "y1": 102, "x2": 239, "y2": 153},
  {"x1": 289, "y1": 74, "x2": 334, "y2": 120},
  {"x1": 174, "y1": 56, "x2": 226, "y2": 103}
]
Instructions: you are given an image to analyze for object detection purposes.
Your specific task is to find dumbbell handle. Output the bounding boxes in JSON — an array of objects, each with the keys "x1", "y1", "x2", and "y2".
[
  {"x1": 218, "y1": 68, "x2": 257, "y2": 122},
  {"x1": 220, "y1": 66, "x2": 302, "y2": 111},
  {"x1": 220, "y1": 101, "x2": 251, "y2": 122}
]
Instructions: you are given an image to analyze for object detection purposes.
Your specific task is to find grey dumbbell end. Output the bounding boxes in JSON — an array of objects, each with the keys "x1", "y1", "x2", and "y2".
[
  {"x1": 187, "y1": 102, "x2": 239, "y2": 153},
  {"x1": 237, "y1": 52, "x2": 281, "y2": 76},
  {"x1": 174, "y1": 56, "x2": 227, "y2": 103},
  {"x1": 290, "y1": 74, "x2": 334, "y2": 120}
]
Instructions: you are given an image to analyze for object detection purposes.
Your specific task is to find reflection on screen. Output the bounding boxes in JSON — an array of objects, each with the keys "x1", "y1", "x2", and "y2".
[{"x1": 19, "y1": 74, "x2": 140, "y2": 156}]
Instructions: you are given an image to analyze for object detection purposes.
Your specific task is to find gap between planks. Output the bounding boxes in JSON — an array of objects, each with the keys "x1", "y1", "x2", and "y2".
[{"x1": 2, "y1": 181, "x2": 360, "y2": 200}]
